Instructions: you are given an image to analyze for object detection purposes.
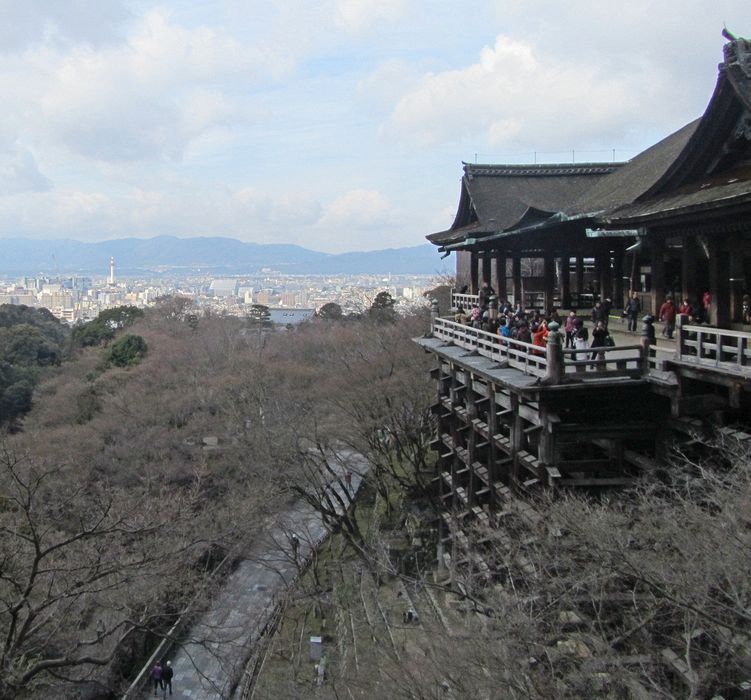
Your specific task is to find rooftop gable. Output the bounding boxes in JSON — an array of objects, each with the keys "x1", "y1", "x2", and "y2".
[{"x1": 638, "y1": 37, "x2": 751, "y2": 199}]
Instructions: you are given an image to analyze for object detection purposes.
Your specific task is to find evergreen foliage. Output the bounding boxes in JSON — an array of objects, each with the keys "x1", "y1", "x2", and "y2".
[
  {"x1": 71, "y1": 305, "x2": 144, "y2": 347},
  {"x1": 368, "y1": 290, "x2": 397, "y2": 323},
  {"x1": 247, "y1": 303, "x2": 272, "y2": 326},
  {"x1": 105, "y1": 333, "x2": 148, "y2": 367},
  {"x1": 0, "y1": 305, "x2": 68, "y2": 425},
  {"x1": 317, "y1": 302, "x2": 343, "y2": 319}
]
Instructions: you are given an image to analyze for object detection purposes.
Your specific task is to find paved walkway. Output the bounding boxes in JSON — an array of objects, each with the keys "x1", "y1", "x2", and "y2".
[
  {"x1": 138, "y1": 452, "x2": 367, "y2": 700},
  {"x1": 604, "y1": 316, "x2": 677, "y2": 352}
]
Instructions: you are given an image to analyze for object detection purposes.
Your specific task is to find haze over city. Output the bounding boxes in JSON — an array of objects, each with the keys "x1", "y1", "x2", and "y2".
[{"x1": 0, "y1": 1, "x2": 748, "y2": 254}]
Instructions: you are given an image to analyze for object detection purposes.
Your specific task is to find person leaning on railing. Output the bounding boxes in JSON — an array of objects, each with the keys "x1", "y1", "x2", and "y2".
[
  {"x1": 498, "y1": 317, "x2": 511, "y2": 345},
  {"x1": 590, "y1": 320, "x2": 608, "y2": 368}
]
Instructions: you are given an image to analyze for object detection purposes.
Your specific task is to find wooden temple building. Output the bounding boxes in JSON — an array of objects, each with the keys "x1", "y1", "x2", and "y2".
[
  {"x1": 416, "y1": 36, "x2": 751, "y2": 512},
  {"x1": 429, "y1": 36, "x2": 751, "y2": 326}
]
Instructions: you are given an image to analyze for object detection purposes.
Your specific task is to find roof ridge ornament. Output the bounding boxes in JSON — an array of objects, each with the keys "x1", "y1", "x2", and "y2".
[
  {"x1": 462, "y1": 163, "x2": 621, "y2": 177},
  {"x1": 722, "y1": 30, "x2": 751, "y2": 78}
]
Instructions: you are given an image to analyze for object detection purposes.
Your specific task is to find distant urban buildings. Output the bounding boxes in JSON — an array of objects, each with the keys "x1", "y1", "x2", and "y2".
[{"x1": 0, "y1": 264, "x2": 436, "y2": 325}]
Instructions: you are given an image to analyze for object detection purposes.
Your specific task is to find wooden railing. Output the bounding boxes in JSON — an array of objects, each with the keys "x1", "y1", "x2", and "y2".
[
  {"x1": 452, "y1": 292, "x2": 479, "y2": 309},
  {"x1": 431, "y1": 317, "x2": 645, "y2": 382},
  {"x1": 433, "y1": 317, "x2": 547, "y2": 378},
  {"x1": 562, "y1": 344, "x2": 644, "y2": 378},
  {"x1": 452, "y1": 290, "x2": 599, "y2": 312},
  {"x1": 677, "y1": 324, "x2": 751, "y2": 375}
]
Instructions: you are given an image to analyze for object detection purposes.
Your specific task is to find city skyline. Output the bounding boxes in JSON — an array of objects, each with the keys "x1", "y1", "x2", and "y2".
[{"x1": 0, "y1": 2, "x2": 747, "y2": 253}]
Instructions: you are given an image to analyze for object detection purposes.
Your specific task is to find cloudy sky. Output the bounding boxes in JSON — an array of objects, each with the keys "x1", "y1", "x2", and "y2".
[{"x1": 0, "y1": 1, "x2": 747, "y2": 253}]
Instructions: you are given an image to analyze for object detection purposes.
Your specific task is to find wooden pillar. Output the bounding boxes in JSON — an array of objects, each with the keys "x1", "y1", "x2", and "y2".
[
  {"x1": 650, "y1": 236, "x2": 666, "y2": 319},
  {"x1": 575, "y1": 256, "x2": 585, "y2": 294},
  {"x1": 681, "y1": 236, "x2": 697, "y2": 305},
  {"x1": 538, "y1": 407, "x2": 556, "y2": 466},
  {"x1": 486, "y1": 384, "x2": 498, "y2": 509},
  {"x1": 560, "y1": 255, "x2": 571, "y2": 308},
  {"x1": 730, "y1": 247, "x2": 744, "y2": 323},
  {"x1": 711, "y1": 241, "x2": 736, "y2": 326},
  {"x1": 512, "y1": 255, "x2": 522, "y2": 308},
  {"x1": 510, "y1": 393, "x2": 523, "y2": 485},
  {"x1": 543, "y1": 253, "x2": 555, "y2": 312},
  {"x1": 599, "y1": 247, "x2": 612, "y2": 302},
  {"x1": 470, "y1": 252, "x2": 479, "y2": 294},
  {"x1": 495, "y1": 253, "x2": 507, "y2": 301},
  {"x1": 481, "y1": 253, "x2": 492, "y2": 287},
  {"x1": 630, "y1": 248, "x2": 641, "y2": 292},
  {"x1": 613, "y1": 248, "x2": 625, "y2": 309},
  {"x1": 466, "y1": 382, "x2": 477, "y2": 507},
  {"x1": 594, "y1": 252, "x2": 605, "y2": 300}
]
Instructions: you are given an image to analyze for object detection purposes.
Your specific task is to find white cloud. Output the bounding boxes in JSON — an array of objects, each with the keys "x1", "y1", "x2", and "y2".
[
  {"x1": 0, "y1": 0, "x2": 130, "y2": 52},
  {"x1": 0, "y1": 146, "x2": 51, "y2": 196},
  {"x1": 0, "y1": 0, "x2": 747, "y2": 255},
  {"x1": 317, "y1": 189, "x2": 392, "y2": 229},
  {"x1": 0, "y1": 9, "x2": 279, "y2": 164},
  {"x1": 334, "y1": 0, "x2": 407, "y2": 33},
  {"x1": 384, "y1": 34, "x2": 673, "y2": 150}
]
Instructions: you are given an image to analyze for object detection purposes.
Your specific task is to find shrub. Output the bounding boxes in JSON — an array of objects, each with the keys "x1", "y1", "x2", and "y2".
[{"x1": 106, "y1": 334, "x2": 148, "y2": 367}]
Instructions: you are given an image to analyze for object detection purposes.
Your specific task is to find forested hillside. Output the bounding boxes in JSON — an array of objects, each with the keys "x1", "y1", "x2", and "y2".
[
  {"x1": 0, "y1": 300, "x2": 433, "y2": 699},
  {"x1": 0, "y1": 305, "x2": 68, "y2": 426},
  {"x1": 2, "y1": 301, "x2": 749, "y2": 699}
]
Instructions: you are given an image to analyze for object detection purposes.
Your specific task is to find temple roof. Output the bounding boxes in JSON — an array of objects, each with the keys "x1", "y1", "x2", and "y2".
[
  {"x1": 602, "y1": 37, "x2": 751, "y2": 226},
  {"x1": 427, "y1": 35, "x2": 751, "y2": 250},
  {"x1": 571, "y1": 120, "x2": 700, "y2": 216},
  {"x1": 427, "y1": 163, "x2": 619, "y2": 247}
]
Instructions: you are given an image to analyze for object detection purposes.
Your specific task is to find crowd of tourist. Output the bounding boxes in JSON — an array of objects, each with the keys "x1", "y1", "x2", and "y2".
[{"x1": 452, "y1": 282, "x2": 617, "y2": 362}]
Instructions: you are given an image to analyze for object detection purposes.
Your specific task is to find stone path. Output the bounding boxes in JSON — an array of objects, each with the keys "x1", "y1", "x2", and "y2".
[{"x1": 138, "y1": 452, "x2": 367, "y2": 700}]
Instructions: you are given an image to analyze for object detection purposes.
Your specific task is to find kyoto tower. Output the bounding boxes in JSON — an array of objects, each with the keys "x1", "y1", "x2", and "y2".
[{"x1": 109, "y1": 256, "x2": 115, "y2": 285}]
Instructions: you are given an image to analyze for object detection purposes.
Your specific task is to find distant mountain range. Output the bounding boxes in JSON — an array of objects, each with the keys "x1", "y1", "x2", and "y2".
[{"x1": 0, "y1": 236, "x2": 451, "y2": 277}]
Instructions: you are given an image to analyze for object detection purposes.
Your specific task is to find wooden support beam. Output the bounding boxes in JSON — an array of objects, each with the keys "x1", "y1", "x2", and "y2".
[{"x1": 512, "y1": 255, "x2": 522, "y2": 308}]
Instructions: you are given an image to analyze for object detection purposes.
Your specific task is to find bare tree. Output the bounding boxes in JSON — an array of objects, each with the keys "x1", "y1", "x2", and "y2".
[{"x1": 0, "y1": 445, "x2": 213, "y2": 697}]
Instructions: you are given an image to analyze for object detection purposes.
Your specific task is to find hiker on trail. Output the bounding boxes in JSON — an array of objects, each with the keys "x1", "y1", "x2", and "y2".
[
  {"x1": 291, "y1": 533, "x2": 300, "y2": 559},
  {"x1": 162, "y1": 660, "x2": 173, "y2": 696},
  {"x1": 151, "y1": 661, "x2": 163, "y2": 695}
]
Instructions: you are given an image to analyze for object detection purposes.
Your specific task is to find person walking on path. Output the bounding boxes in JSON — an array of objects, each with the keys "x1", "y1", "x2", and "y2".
[
  {"x1": 659, "y1": 296, "x2": 677, "y2": 339},
  {"x1": 161, "y1": 660, "x2": 173, "y2": 696},
  {"x1": 626, "y1": 292, "x2": 641, "y2": 332},
  {"x1": 591, "y1": 301, "x2": 605, "y2": 327},
  {"x1": 150, "y1": 662, "x2": 163, "y2": 696},
  {"x1": 291, "y1": 533, "x2": 300, "y2": 561}
]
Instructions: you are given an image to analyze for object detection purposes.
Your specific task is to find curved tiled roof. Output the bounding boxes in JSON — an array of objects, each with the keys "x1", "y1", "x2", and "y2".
[
  {"x1": 427, "y1": 163, "x2": 619, "y2": 247},
  {"x1": 571, "y1": 120, "x2": 700, "y2": 216},
  {"x1": 427, "y1": 36, "x2": 751, "y2": 248}
]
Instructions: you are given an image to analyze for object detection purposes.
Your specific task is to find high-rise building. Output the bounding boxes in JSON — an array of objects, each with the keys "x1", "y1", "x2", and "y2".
[{"x1": 109, "y1": 257, "x2": 116, "y2": 285}]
